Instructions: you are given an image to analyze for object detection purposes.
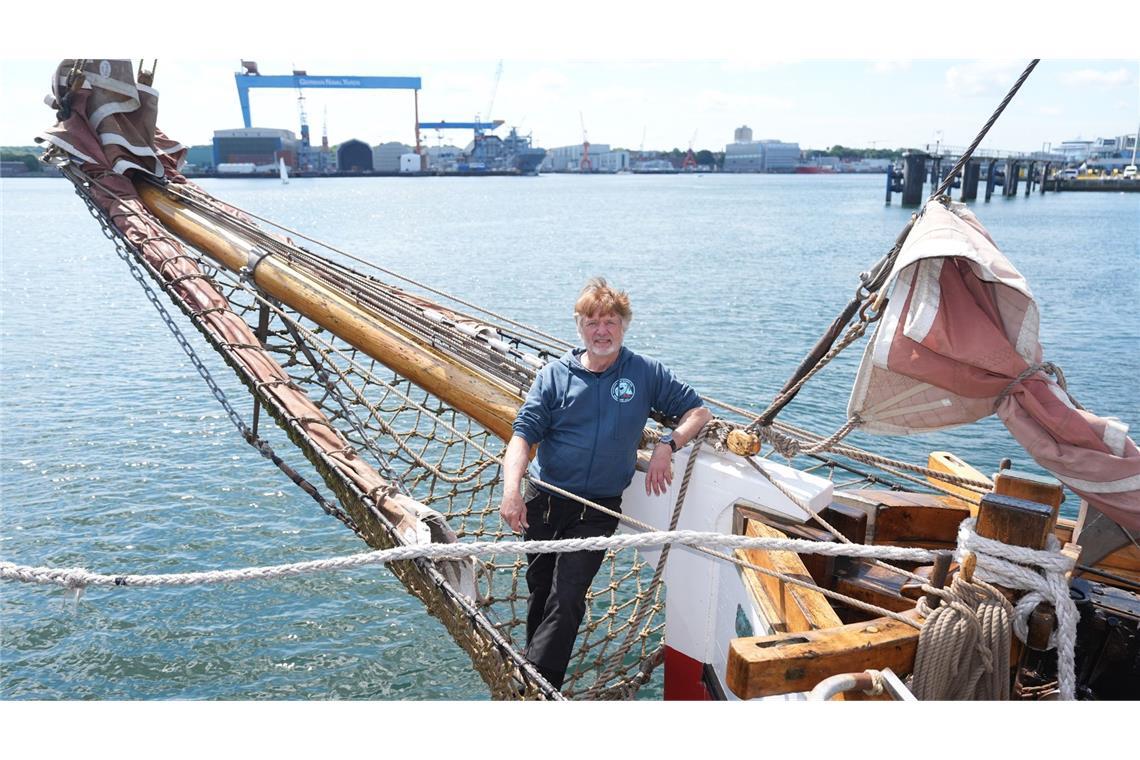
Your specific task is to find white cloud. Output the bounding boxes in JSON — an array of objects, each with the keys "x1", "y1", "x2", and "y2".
[
  {"x1": 592, "y1": 86, "x2": 649, "y2": 105},
  {"x1": 1038, "y1": 105, "x2": 1062, "y2": 116},
  {"x1": 944, "y1": 60, "x2": 1025, "y2": 97},
  {"x1": 872, "y1": 60, "x2": 911, "y2": 74},
  {"x1": 1060, "y1": 68, "x2": 1134, "y2": 87},
  {"x1": 695, "y1": 89, "x2": 794, "y2": 113}
]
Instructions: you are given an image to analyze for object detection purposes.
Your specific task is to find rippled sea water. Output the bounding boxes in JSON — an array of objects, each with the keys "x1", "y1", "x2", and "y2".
[{"x1": 2, "y1": 173, "x2": 1137, "y2": 700}]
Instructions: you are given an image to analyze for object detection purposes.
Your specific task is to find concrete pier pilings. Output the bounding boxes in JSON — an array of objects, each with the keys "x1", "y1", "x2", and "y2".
[
  {"x1": 960, "y1": 160, "x2": 980, "y2": 201},
  {"x1": 985, "y1": 159, "x2": 999, "y2": 201},
  {"x1": 1003, "y1": 160, "x2": 1020, "y2": 197},
  {"x1": 901, "y1": 152, "x2": 927, "y2": 206}
]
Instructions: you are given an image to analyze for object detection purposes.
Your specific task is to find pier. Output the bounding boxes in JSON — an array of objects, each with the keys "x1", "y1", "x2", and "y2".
[{"x1": 885, "y1": 145, "x2": 1069, "y2": 206}]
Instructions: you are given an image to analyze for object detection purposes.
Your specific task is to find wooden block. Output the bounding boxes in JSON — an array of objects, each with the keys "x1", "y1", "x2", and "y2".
[
  {"x1": 739, "y1": 521, "x2": 843, "y2": 634},
  {"x1": 994, "y1": 469, "x2": 1064, "y2": 509},
  {"x1": 833, "y1": 562, "x2": 916, "y2": 613},
  {"x1": 821, "y1": 502, "x2": 868, "y2": 544},
  {"x1": 927, "y1": 451, "x2": 992, "y2": 515},
  {"x1": 976, "y1": 493, "x2": 1053, "y2": 550},
  {"x1": 993, "y1": 469, "x2": 1064, "y2": 534},
  {"x1": 875, "y1": 503, "x2": 971, "y2": 549},
  {"x1": 725, "y1": 611, "x2": 922, "y2": 699}
]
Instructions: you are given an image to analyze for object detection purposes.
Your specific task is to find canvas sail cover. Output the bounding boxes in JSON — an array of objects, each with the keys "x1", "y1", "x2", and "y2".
[
  {"x1": 38, "y1": 59, "x2": 186, "y2": 177},
  {"x1": 849, "y1": 200, "x2": 1139, "y2": 531}
]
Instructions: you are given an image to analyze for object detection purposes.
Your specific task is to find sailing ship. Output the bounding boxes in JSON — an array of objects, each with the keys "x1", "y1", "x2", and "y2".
[{"x1": 28, "y1": 58, "x2": 1140, "y2": 702}]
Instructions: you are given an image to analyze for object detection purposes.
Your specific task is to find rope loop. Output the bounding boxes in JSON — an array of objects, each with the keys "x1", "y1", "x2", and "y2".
[
  {"x1": 993, "y1": 361, "x2": 1082, "y2": 412},
  {"x1": 954, "y1": 518, "x2": 1079, "y2": 699}
]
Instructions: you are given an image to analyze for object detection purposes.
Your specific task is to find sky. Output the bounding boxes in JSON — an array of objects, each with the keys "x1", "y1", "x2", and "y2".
[
  {"x1": 3, "y1": 58, "x2": 1136, "y2": 156},
  {"x1": 1, "y1": 3, "x2": 1136, "y2": 156}
]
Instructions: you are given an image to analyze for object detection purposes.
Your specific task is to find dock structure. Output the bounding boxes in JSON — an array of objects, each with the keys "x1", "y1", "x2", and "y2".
[{"x1": 886, "y1": 145, "x2": 1067, "y2": 206}]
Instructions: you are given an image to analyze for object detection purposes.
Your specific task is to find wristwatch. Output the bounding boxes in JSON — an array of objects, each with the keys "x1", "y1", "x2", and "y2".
[{"x1": 659, "y1": 433, "x2": 678, "y2": 453}]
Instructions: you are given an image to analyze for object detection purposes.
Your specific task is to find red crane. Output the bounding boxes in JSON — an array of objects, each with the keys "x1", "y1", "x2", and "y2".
[
  {"x1": 579, "y1": 111, "x2": 592, "y2": 172},
  {"x1": 681, "y1": 129, "x2": 698, "y2": 170}
]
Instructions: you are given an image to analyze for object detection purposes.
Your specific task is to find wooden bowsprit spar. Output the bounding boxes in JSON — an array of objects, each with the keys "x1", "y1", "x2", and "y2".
[{"x1": 134, "y1": 181, "x2": 525, "y2": 444}]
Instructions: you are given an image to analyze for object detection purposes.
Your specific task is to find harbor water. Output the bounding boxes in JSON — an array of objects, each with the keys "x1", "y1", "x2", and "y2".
[{"x1": 1, "y1": 173, "x2": 1136, "y2": 699}]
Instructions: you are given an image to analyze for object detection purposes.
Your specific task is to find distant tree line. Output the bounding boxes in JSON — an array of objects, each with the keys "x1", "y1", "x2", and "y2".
[
  {"x1": 1, "y1": 148, "x2": 44, "y2": 172},
  {"x1": 807, "y1": 145, "x2": 904, "y2": 160}
]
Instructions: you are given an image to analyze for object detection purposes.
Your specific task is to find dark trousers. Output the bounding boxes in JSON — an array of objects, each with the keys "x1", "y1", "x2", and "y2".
[{"x1": 523, "y1": 490, "x2": 622, "y2": 690}]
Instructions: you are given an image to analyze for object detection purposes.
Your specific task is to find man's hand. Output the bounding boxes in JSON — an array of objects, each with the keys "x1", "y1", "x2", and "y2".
[
  {"x1": 499, "y1": 491, "x2": 529, "y2": 533},
  {"x1": 645, "y1": 444, "x2": 674, "y2": 496}
]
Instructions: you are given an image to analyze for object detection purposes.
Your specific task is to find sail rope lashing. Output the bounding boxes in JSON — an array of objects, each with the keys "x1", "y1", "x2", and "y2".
[
  {"x1": 752, "y1": 58, "x2": 1041, "y2": 428},
  {"x1": 703, "y1": 396, "x2": 994, "y2": 494}
]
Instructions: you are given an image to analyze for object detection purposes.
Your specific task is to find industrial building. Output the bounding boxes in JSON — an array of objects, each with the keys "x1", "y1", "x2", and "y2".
[
  {"x1": 723, "y1": 126, "x2": 801, "y2": 173},
  {"x1": 212, "y1": 128, "x2": 300, "y2": 171},
  {"x1": 542, "y1": 144, "x2": 630, "y2": 173},
  {"x1": 337, "y1": 139, "x2": 373, "y2": 172},
  {"x1": 373, "y1": 142, "x2": 413, "y2": 173}
]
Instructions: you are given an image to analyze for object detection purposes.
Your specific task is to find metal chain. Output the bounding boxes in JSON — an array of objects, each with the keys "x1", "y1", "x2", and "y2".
[{"x1": 68, "y1": 170, "x2": 360, "y2": 533}]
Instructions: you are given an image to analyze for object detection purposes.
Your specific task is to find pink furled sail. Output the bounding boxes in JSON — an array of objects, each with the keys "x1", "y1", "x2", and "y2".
[{"x1": 849, "y1": 200, "x2": 1139, "y2": 531}]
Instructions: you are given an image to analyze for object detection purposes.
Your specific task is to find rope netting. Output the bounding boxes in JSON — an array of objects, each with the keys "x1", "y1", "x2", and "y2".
[
  {"x1": 221, "y1": 281, "x2": 667, "y2": 699},
  {"x1": 52, "y1": 160, "x2": 1003, "y2": 701}
]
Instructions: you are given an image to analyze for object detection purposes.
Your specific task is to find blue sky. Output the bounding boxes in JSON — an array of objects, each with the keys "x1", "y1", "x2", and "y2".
[{"x1": 2, "y1": 4, "x2": 1136, "y2": 154}]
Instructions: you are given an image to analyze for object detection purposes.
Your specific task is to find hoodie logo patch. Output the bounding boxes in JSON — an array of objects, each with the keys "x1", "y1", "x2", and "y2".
[{"x1": 611, "y1": 378, "x2": 636, "y2": 403}]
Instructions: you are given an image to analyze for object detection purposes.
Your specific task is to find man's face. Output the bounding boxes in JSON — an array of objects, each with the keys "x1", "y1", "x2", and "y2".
[{"x1": 578, "y1": 311, "x2": 625, "y2": 357}]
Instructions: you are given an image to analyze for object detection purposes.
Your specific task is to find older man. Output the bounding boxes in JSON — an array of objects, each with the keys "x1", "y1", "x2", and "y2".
[{"x1": 499, "y1": 277, "x2": 711, "y2": 691}]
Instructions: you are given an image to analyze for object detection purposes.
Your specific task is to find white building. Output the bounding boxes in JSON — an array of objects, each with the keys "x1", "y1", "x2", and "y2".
[
  {"x1": 723, "y1": 137, "x2": 800, "y2": 172},
  {"x1": 542, "y1": 144, "x2": 613, "y2": 172}
]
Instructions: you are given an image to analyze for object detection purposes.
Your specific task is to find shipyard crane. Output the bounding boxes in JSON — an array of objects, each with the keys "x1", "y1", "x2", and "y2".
[
  {"x1": 233, "y1": 60, "x2": 423, "y2": 160},
  {"x1": 293, "y1": 66, "x2": 311, "y2": 169},
  {"x1": 483, "y1": 60, "x2": 503, "y2": 123},
  {"x1": 579, "y1": 111, "x2": 592, "y2": 172},
  {"x1": 681, "y1": 129, "x2": 698, "y2": 170}
]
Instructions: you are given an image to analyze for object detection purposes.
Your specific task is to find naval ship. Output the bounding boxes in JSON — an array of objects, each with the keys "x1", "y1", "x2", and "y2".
[{"x1": 460, "y1": 127, "x2": 546, "y2": 175}]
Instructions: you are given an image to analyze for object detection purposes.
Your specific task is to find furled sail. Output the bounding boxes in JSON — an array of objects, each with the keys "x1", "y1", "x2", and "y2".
[{"x1": 849, "y1": 199, "x2": 1140, "y2": 531}]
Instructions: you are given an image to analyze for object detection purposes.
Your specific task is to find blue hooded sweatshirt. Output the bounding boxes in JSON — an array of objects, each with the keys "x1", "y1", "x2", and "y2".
[{"x1": 512, "y1": 346, "x2": 703, "y2": 500}]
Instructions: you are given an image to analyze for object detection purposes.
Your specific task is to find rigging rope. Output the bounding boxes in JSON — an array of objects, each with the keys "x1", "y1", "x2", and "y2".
[{"x1": 1, "y1": 530, "x2": 942, "y2": 590}]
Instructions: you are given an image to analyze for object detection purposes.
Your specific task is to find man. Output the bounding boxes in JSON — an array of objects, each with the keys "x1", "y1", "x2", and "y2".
[{"x1": 499, "y1": 277, "x2": 711, "y2": 690}]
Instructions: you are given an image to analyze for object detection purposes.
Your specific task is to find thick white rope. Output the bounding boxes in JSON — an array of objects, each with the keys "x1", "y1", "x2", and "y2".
[
  {"x1": 1, "y1": 531, "x2": 939, "y2": 590},
  {"x1": 955, "y1": 518, "x2": 1079, "y2": 699}
]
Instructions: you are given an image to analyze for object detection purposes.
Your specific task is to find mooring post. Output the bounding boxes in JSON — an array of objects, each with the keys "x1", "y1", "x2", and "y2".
[
  {"x1": 1041, "y1": 162, "x2": 1050, "y2": 194},
  {"x1": 1025, "y1": 161, "x2": 1035, "y2": 197},
  {"x1": 985, "y1": 159, "x2": 998, "y2": 201},
  {"x1": 901, "y1": 151, "x2": 926, "y2": 206},
  {"x1": 885, "y1": 165, "x2": 894, "y2": 204},
  {"x1": 961, "y1": 160, "x2": 980, "y2": 202},
  {"x1": 929, "y1": 155, "x2": 940, "y2": 189},
  {"x1": 1004, "y1": 160, "x2": 1019, "y2": 197}
]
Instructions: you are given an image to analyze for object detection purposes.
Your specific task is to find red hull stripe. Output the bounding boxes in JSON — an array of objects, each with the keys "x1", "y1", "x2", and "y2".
[{"x1": 663, "y1": 646, "x2": 712, "y2": 701}]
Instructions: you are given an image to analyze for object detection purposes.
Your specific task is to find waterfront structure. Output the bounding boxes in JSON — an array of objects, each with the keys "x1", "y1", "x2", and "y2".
[
  {"x1": 723, "y1": 136, "x2": 801, "y2": 173},
  {"x1": 337, "y1": 139, "x2": 373, "y2": 173},
  {"x1": 373, "y1": 142, "x2": 413, "y2": 173},
  {"x1": 543, "y1": 143, "x2": 625, "y2": 172},
  {"x1": 734, "y1": 124, "x2": 753, "y2": 143},
  {"x1": 425, "y1": 144, "x2": 463, "y2": 171},
  {"x1": 185, "y1": 145, "x2": 214, "y2": 171},
  {"x1": 212, "y1": 128, "x2": 300, "y2": 171}
]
